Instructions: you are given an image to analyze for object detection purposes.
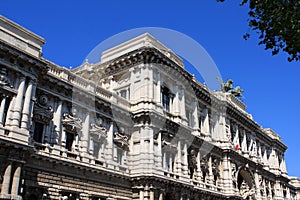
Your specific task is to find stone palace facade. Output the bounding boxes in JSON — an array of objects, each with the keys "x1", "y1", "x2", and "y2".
[{"x1": 0, "y1": 15, "x2": 299, "y2": 200}]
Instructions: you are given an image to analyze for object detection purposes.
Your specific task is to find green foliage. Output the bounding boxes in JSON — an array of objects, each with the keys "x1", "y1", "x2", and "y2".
[{"x1": 218, "y1": 0, "x2": 300, "y2": 62}]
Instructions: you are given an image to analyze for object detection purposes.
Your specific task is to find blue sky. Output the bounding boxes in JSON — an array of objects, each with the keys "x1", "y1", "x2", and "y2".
[{"x1": 1, "y1": 1, "x2": 299, "y2": 177}]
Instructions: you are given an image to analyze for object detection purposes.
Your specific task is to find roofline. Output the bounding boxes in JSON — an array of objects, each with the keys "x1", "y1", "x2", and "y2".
[{"x1": 0, "y1": 15, "x2": 45, "y2": 44}]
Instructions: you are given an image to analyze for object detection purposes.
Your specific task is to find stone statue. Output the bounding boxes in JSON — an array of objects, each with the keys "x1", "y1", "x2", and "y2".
[
  {"x1": 188, "y1": 149, "x2": 198, "y2": 179},
  {"x1": 217, "y1": 77, "x2": 244, "y2": 98}
]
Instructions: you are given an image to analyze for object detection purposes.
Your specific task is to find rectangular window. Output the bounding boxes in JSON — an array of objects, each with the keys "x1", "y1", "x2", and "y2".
[
  {"x1": 33, "y1": 122, "x2": 44, "y2": 143},
  {"x1": 93, "y1": 142, "x2": 100, "y2": 158},
  {"x1": 117, "y1": 148, "x2": 123, "y2": 165},
  {"x1": 162, "y1": 87, "x2": 171, "y2": 111},
  {"x1": 65, "y1": 132, "x2": 74, "y2": 151}
]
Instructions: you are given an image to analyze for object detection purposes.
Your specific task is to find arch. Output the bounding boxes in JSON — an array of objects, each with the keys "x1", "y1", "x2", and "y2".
[{"x1": 237, "y1": 166, "x2": 256, "y2": 200}]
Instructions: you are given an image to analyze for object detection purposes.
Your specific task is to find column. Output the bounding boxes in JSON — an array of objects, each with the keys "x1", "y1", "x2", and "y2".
[
  {"x1": 105, "y1": 121, "x2": 114, "y2": 163},
  {"x1": 155, "y1": 131, "x2": 162, "y2": 168},
  {"x1": 156, "y1": 72, "x2": 161, "y2": 103},
  {"x1": 21, "y1": 79, "x2": 36, "y2": 129},
  {"x1": 222, "y1": 154, "x2": 231, "y2": 193},
  {"x1": 53, "y1": 100, "x2": 62, "y2": 145},
  {"x1": 192, "y1": 100, "x2": 199, "y2": 129},
  {"x1": 81, "y1": 112, "x2": 90, "y2": 153},
  {"x1": 196, "y1": 150, "x2": 201, "y2": 181},
  {"x1": 173, "y1": 85, "x2": 179, "y2": 115},
  {"x1": 241, "y1": 129, "x2": 247, "y2": 153},
  {"x1": 11, "y1": 77, "x2": 26, "y2": 127},
  {"x1": 1, "y1": 164, "x2": 12, "y2": 195},
  {"x1": 149, "y1": 190, "x2": 154, "y2": 200},
  {"x1": 254, "y1": 172, "x2": 261, "y2": 199},
  {"x1": 175, "y1": 140, "x2": 182, "y2": 174},
  {"x1": 139, "y1": 189, "x2": 144, "y2": 200},
  {"x1": 5, "y1": 96, "x2": 15, "y2": 126},
  {"x1": 182, "y1": 143, "x2": 188, "y2": 176},
  {"x1": 159, "y1": 191, "x2": 163, "y2": 200},
  {"x1": 208, "y1": 155, "x2": 213, "y2": 185},
  {"x1": 202, "y1": 108, "x2": 210, "y2": 137},
  {"x1": 11, "y1": 166, "x2": 21, "y2": 195},
  {"x1": 0, "y1": 96, "x2": 7, "y2": 125},
  {"x1": 169, "y1": 154, "x2": 173, "y2": 172},
  {"x1": 180, "y1": 87, "x2": 186, "y2": 119}
]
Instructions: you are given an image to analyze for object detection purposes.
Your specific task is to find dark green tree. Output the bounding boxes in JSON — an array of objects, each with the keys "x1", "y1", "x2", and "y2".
[{"x1": 218, "y1": 0, "x2": 300, "y2": 62}]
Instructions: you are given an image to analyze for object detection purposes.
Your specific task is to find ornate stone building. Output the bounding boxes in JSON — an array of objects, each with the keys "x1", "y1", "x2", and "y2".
[{"x1": 0, "y1": 15, "x2": 299, "y2": 200}]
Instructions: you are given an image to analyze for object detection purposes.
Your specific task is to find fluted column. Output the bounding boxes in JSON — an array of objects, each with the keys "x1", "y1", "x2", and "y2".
[
  {"x1": 11, "y1": 77, "x2": 26, "y2": 127},
  {"x1": 0, "y1": 96, "x2": 7, "y2": 125},
  {"x1": 11, "y1": 165, "x2": 21, "y2": 195},
  {"x1": 21, "y1": 79, "x2": 36, "y2": 129},
  {"x1": 1, "y1": 164, "x2": 12, "y2": 195}
]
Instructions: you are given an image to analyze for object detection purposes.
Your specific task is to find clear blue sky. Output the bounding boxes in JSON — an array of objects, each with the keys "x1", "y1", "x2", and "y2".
[{"x1": 1, "y1": 1, "x2": 299, "y2": 177}]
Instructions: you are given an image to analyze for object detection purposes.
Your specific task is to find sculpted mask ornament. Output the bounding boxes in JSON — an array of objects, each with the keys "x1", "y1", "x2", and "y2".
[
  {"x1": 33, "y1": 94, "x2": 53, "y2": 124},
  {"x1": 0, "y1": 68, "x2": 12, "y2": 87}
]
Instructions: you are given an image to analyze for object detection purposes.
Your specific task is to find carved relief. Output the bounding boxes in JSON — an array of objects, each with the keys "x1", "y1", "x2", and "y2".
[
  {"x1": 0, "y1": 67, "x2": 12, "y2": 87},
  {"x1": 90, "y1": 120, "x2": 107, "y2": 141},
  {"x1": 33, "y1": 94, "x2": 54, "y2": 124},
  {"x1": 62, "y1": 111, "x2": 82, "y2": 134},
  {"x1": 113, "y1": 127, "x2": 129, "y2": 150},
  {"x1": 240, "y1": 180, "x2": 255, "y2": 199}
]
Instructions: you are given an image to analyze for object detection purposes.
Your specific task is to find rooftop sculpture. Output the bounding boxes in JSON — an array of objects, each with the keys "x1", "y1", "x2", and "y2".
[{"x1": 217, "y1": 77, "x2": 244, "y2": 98}]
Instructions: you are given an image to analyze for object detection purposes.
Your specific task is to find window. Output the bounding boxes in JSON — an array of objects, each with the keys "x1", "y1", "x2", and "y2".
[
  {"x1": 117, "y1": 148, "x2": 123, "y2": 165},
  {"x1": 120, "y1": 89, "x2": 127, "y2": 99},
  {"x1": 65, "y1": 132, "x2": 74, "y2": 151},
  {"x1": 161, "y1": 86, "x2": 172, "y2": 111},
  {"x1": 93, "y1": 142, "x2": 100, "y2": 158},
  {"x1": 33, "y1": 122, "x2": 44, "y2": 143}
]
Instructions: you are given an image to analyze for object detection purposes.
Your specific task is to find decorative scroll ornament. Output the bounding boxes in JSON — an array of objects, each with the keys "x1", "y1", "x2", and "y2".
[
  {"x1": 113, "y1": 128, "x2": 129, "y2": 150},
  {"x1": 33, "y1": 95, "x2": 53, "y2": 124},
  {"x1": 62, "y1": 112, "x2": 82, "y2": 134},
  {"x1": 90, "y1": 122, "x2": 107, "y2": 141}
]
